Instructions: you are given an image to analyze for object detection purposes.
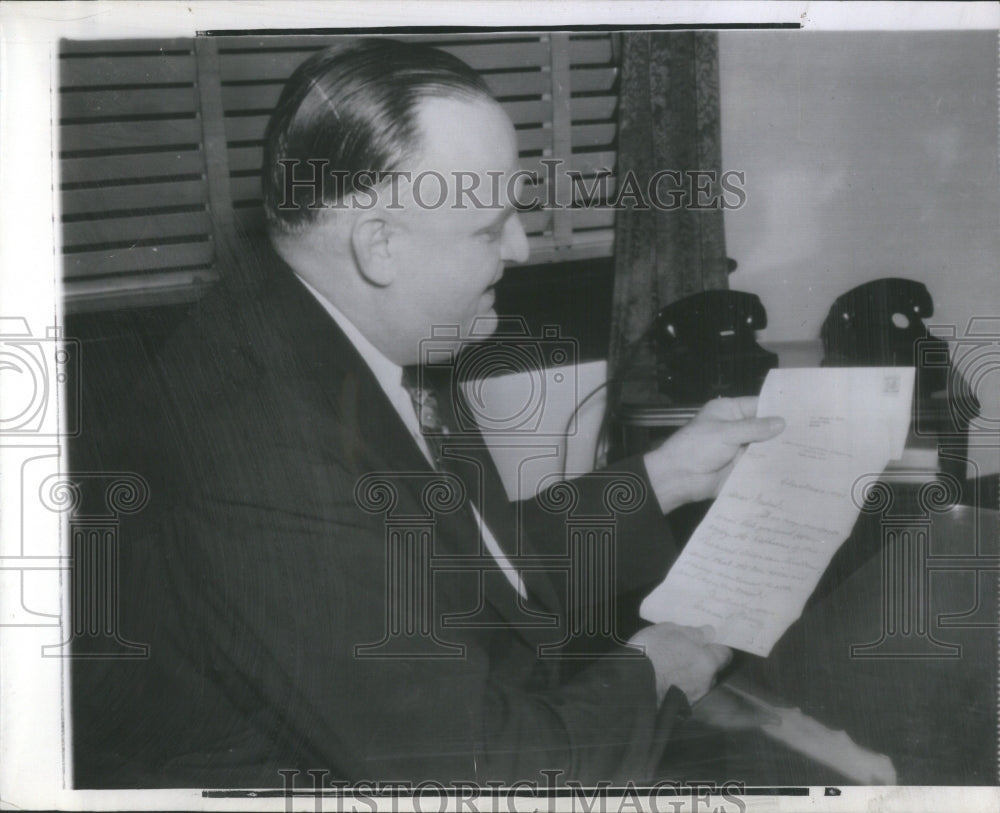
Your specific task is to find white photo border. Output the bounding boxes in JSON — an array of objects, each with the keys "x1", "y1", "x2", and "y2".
[{"x1": 1, "y1": 2, "x2": 998, "y2": 811}]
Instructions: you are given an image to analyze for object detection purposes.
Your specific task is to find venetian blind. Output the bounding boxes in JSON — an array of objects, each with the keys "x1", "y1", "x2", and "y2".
[
  {"x1": 59, "y1": 38, "x2": 219, "y2": 311},
  {"x1": 59, "y1": 33, "x2": 619, "y2": 311}
]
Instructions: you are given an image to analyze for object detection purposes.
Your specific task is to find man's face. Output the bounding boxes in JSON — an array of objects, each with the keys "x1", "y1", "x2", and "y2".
[{"x1": 385, "y1": 95, "x2": 530, "y2": 363}]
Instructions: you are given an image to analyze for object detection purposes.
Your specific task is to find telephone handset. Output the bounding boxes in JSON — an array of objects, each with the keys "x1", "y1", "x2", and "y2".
[
  {"x1": 654, "y1": 289, "x2": 778, "y2": 402},
  {"x1": 820, "y1": 277, "x2": 948, "y2": 397}
]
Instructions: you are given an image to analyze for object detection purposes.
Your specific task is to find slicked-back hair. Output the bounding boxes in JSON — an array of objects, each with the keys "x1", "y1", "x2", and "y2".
[{"x1": 262, "y1": 38, "x2": 494, "y2": 236}]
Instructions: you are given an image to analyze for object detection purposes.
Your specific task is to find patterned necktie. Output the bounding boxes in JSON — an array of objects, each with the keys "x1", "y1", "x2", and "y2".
[
  {"x1": 401, "y1": 366, "x2": 452, "y2": 468},
  {"x1": 401, "y1": 367, "x2": 544, "y2": 608}
]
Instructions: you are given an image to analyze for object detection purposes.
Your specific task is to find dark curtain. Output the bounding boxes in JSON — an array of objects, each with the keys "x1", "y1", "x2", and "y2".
[{"x1": 608, "y1": 32, "x2": 730, "y2": 397}]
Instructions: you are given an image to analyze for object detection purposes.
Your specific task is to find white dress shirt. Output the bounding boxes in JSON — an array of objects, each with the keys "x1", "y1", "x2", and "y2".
[{"x1": 297, "y1": 275, "x2": 527, "y2": 599}]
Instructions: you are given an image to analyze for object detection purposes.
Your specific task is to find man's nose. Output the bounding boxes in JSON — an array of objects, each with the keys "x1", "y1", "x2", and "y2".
[{"x1": 501, "y1": 213, "x2": 530, "y2": 264}]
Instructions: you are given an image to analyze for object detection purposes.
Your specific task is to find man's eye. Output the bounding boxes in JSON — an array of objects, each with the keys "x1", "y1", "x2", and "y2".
[{"x1": 482, "y1": 228, "x2": 503, "y2": 243}]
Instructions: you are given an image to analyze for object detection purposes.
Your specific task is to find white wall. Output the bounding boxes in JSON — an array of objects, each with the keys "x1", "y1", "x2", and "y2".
[{"x1": 720, "y1": 30, "x2": 999, "y2": 475}]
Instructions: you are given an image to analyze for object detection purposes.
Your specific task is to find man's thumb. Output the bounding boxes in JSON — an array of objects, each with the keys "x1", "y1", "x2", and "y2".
[{"x1": 727, "y1": 416, "x2": 785, "y2": 444}]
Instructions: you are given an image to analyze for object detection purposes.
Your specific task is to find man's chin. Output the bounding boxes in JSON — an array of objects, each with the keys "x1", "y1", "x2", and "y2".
[{"x1": 407, "y1": 312, "x2": 498, "y2": 367}]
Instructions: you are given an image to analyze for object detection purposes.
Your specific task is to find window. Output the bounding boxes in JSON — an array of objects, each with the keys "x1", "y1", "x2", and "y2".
[{"x1": 59, "y1": 33, "x2": 620, "y2": 312}]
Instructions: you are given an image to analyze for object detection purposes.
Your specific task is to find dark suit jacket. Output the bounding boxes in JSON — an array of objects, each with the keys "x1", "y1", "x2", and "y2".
[{"x1": 72, "y1": 244, "x2": 685, "y2": 788}]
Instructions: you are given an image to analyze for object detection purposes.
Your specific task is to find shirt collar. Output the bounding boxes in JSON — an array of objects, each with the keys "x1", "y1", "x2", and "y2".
[{"x1": 294, "y1": 274, "x2": 405, "y2": 395}]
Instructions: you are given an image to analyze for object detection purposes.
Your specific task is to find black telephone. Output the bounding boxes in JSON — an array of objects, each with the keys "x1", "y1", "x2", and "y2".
[
  {"x1": 820, "y1": 277, "x2": 948, "y2": 398},
  {"x1": 654, "y1": 289, "x2": 778, "y2": 402}
]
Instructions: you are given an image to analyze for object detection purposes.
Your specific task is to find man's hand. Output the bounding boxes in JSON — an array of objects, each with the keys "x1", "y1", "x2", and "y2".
[
  {"x1": 642, "y1": 396, "x2": 784, "y2": 515},
  {"x1": 629, "y1": 623, "x2": 732, "y2": 705}
]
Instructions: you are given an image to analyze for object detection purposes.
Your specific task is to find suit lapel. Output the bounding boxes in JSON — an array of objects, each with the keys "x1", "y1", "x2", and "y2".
[
  {"x1": 246, "y1": 256, "x2": 427, "y2": 475},
  {"x1": 428, "y1": 374, "x2": 564, "y2": 624},
  {"x1": 248, "y1": 254, "x2": 563, "y2": 646}
]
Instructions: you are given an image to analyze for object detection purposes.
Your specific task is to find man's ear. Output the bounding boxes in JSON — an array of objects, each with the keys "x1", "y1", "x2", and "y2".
[{"x1": 350, "y1": 213, "x2": 397, "y2": 287}]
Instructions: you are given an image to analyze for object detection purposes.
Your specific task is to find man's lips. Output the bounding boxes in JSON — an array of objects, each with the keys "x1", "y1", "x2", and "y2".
[{"x1": 480, "y1": 269, "x2": 503, "y2": 307}]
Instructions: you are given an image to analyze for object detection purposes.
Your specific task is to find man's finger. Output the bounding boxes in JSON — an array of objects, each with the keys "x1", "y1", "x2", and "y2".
[
  {"x1": 729, "y1": 396, "x2": 760, "y2": 419},
  {"x1": 701, "y1": 396, "x2": 759, "y2": 420},
  {"x1": 706, "y1": 643, "x2": 733, "y2": 669},
  {"x1": 673, "y1": 624, "x2": 708, "y2": 645},
  {"x1": 722, "y1": 416, "x2": 785, "y2": 445},
  {"x1": 710, "y1": 461, "x2": 735, "y2": 494}
]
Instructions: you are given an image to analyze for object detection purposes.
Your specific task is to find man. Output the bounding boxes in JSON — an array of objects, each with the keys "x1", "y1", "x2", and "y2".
[{"x1": 72, "y1": 39, "x2": 783, "y2": 788}]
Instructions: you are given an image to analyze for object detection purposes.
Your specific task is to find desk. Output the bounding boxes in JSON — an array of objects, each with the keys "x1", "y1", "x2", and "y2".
[{"x1": 663, "y1": 500, "x2": 998, "y2": 785}]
